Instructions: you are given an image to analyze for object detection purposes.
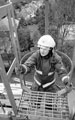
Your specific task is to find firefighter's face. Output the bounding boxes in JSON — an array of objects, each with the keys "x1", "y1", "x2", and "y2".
[{"x1": 39, "y1": 46, "x2": 50, "y2": 56}]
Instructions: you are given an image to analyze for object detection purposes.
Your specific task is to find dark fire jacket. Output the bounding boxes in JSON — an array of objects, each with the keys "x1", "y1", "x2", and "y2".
[{"x1": 24, "y1": 50, "x2": 67, "y2": 88}]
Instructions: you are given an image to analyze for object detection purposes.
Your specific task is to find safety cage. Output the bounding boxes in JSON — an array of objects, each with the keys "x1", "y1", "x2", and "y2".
[{"x1": 16, "y1": 50, "x2": 74, "y2": 120}]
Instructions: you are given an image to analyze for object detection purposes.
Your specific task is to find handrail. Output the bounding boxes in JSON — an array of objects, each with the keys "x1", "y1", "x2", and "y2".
[{"x1": 56, "y1": 50, "x2": 73, "y2": 77}]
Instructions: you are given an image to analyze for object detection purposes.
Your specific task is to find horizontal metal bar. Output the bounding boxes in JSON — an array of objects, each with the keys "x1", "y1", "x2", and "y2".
[
  {"x1": 11, "y1": 0, "x2": 37, "y2": 4},
  {"x1": 0, "y1": 2, "x2": 12, "y2": 19}
]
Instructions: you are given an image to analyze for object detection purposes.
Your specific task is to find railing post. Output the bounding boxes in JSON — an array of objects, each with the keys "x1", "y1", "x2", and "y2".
[{"x1": 45, "y1": 0, "x2": 49, "y2": 34}]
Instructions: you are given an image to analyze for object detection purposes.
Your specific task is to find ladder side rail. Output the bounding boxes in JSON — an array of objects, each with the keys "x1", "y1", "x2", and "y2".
[
  {"x1": 0, "y1": 55, "x2": 17, "y2": 115},
  {"x1": 7, "y1": 2, "x2": 23, "y2": 87},
  {"x1": 10, "y1": 3, "x2": 24, "y2": 88},
  {"x1": 0, "y1": 2, "x2": 19, "y2": 115},
  {"x1": 7, "y1": 3, "x2": 19, "y2": 64},
  {"x1": 10, "y1": 3, "x2": 21, "y2": 62}
]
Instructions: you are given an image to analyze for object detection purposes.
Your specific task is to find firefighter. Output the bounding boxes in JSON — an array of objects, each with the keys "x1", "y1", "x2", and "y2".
[{"x1": 18, "y1": 35, "x2": 69, "y2": 92}]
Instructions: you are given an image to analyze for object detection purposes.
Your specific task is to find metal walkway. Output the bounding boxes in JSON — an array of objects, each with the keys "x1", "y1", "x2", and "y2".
[{"x1": 18, "y1": 91, "x2": 69, "y2": 120}]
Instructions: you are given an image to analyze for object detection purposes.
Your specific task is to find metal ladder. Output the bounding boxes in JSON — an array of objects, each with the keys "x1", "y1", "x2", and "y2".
[{"x1": 0, "y1": 2, "x2": 21, "y2": 116}]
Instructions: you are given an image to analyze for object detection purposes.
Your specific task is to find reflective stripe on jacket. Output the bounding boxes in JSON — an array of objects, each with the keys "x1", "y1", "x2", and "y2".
[
  {"x1": 34, "y1": 76, "x2": 55, "y2": 88},
  {"x1": 34, "y1": 68, "x2": 55, "y2": 87},
  {"x1": 35, "y1": 68, "x2": 54, "y2": 76}
]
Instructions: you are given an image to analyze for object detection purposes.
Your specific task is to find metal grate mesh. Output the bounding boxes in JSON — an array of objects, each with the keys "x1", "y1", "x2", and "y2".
[{"x1": 18, "y1": 91, "x2": 69, "y2": 120}]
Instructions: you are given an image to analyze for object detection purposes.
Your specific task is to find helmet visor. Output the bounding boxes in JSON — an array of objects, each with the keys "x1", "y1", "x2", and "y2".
[
  {"x1": 38, "y1": 44, "x2": 50, "y2": 50},
  {"x1": 37, "y1": 44, "x2": 52, "y2": 50}
]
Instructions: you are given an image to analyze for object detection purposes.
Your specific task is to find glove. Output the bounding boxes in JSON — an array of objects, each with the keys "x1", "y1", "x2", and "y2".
[
  {"x1": 62, "y1": 76, "x2": 70, "y2": 85},
  {"x1": 18, "y1": 64, "x2": 26, "y2": 74}
]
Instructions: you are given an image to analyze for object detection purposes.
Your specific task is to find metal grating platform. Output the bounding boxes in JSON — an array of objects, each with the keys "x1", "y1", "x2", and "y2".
[{"x1": 18, "y1": 91, "x2": 69, "y2": 120}]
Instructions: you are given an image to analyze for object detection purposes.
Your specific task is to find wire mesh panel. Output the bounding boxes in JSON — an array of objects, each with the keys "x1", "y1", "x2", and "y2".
[{"x1": 18, "y1": 91, "x2": 69, "y2": 120}]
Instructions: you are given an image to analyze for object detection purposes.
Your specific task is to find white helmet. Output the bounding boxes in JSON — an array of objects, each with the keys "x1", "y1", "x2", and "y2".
[{"x1": 38, "y1": 35, "x2": 56, "y2": 48}]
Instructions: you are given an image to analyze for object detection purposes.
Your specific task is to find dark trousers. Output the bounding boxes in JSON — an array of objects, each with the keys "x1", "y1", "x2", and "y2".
[{"x1": 31, "y1": 81, "x2": 60, "y2": 92}]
